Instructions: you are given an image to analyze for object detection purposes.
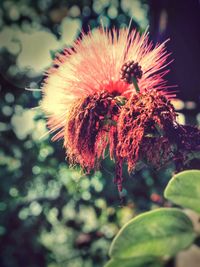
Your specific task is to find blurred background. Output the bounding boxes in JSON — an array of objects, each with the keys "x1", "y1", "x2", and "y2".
[{"x1": 0, "y1": 0, "x2": 200, "y2": 267}]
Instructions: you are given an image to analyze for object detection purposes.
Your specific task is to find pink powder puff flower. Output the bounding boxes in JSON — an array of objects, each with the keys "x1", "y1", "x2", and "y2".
[{"x1": 41, "y1": 25, "x2": 173, "y2": 191}]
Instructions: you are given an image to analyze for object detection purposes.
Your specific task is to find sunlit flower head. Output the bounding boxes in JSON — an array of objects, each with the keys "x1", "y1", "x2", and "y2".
[
  {"x1": 42, "y1": 26, "x2": 171, "y2": 138},
  {"x1": 41, "y1": 25, "x2": 173, "y2": 191}
]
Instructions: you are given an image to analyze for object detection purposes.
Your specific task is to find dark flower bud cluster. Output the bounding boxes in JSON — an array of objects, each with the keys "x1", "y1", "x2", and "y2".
[{"x1": 120, "y1": 60, "x2": 143, "y2": 84}]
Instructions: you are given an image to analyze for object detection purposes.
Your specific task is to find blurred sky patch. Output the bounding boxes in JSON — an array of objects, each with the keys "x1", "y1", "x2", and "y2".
[{"x1": 0, "y1": 17, "x2": 81, "y2": 77}]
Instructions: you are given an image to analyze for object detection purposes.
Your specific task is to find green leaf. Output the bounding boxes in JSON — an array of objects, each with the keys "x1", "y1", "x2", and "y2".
[
  {"x1": 109, "y1": 208, "x2": 196, "y2": 259},
  {"x1": 164, "y1": 170, "x2": 200, "y2": 213},
  {"x1": 105, "y1": 257, "x2": 163, "y2": 267}
]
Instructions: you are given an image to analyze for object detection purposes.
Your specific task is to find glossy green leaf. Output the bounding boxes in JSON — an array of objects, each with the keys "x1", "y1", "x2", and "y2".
[
  {"x1": 109, "y1": 208, "x2": 196, "y2": 259},
  {"x1": 105, "y1": 257, "x2": 163, "y2": 267},
  {"x1": 164, "y1": 170, "x2": 200, "y2": 213}
]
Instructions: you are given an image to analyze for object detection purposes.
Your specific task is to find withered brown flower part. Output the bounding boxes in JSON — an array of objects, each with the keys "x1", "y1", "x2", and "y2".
[
  {"x1": 170, "y1": 124, "x2": 200, "y2": 170},
  {"x1": 140, "y1": 136, "x2": 174, "y2": 168},
  {"x1": 64, "y1": 91, "x2": 121, "y2": 172},
  {"x1": 173, "y1": 124, "x2": 200, "y2": 151},
  {"x1": 141, "y1": 124, "x2": 200, "y2": 171},
  {"x1": 116, "y1": 89, "x2": 177, "y2": 172}
]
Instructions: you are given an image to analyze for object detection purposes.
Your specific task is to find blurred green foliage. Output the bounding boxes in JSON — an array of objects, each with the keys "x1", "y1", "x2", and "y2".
[
  {"x1": 107, "y1": 170, "x2": 200, "y2": 267},
  {"x1": 0, "y1": 1, "x2": 198, "y2": 267}
]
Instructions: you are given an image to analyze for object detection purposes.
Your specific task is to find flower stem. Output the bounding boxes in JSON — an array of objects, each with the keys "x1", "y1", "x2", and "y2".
[
  {"x1": 155, "y1": 123, "x2": 164, "y2": 136},
  {"x1": 132, "y1": 77, "x2": 140, "y2": 93}
]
